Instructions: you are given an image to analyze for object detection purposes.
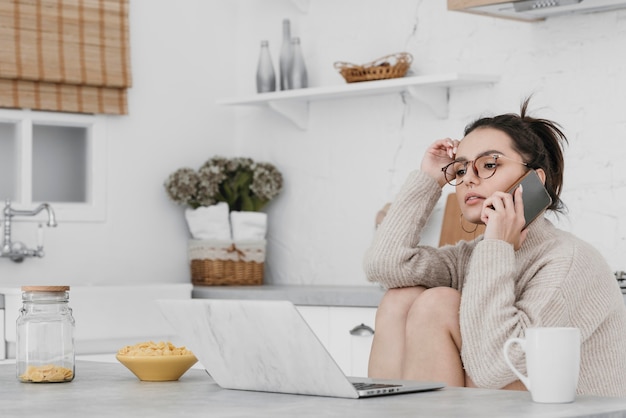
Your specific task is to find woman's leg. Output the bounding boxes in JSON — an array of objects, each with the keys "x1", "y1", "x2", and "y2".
[
  {"x1": 402, "y1": 287, "x2": 465, "y2": 386},
  {"x1": 400, "y1": 288, "x2": 526, "y2": 390},
  {"x1": 368, "y1": 286, "x2": 426, "y2": 379}
]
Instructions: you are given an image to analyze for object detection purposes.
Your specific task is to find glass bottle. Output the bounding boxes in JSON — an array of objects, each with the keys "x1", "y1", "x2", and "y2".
[
  {"x1": 256, "y1": 40, "x2": 276, "y2": 93},
  {"x1": 16, "y1": 286, "x2": 75, "y2": 383},
  {"x1": 279, "y1": 19, "x2": 292, "y2": 90},
  {"x1": 289, "y1": 37, "x2": 308, "y2": 89}
]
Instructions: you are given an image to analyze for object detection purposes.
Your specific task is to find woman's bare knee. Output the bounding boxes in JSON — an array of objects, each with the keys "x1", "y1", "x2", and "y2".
[
  {"x1": 376, "y1": 286, "x2": 426, "y2": 320},
  {"x1": 406, "y1": 287, "x2": 461, "y2": 325}
]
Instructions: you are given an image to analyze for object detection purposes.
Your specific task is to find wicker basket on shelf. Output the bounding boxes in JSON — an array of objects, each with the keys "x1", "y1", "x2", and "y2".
[
  {"x1": 188, "y1": 240, "x2": 265, "y2": 286},
  {"x1": 334, "y1": 52, "x2": 413, "y2": 83}
]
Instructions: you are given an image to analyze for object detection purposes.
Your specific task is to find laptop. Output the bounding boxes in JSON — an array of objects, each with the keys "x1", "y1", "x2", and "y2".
[{"x1": 157, "y1": 299, "x2": 445, "y2": 399}]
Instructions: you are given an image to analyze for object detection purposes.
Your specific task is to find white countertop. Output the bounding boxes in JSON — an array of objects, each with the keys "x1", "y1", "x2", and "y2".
[
  {"x1": 2, "y1": 361, "x2": 626, "y2": 417},
  {"x1": 192, "y1": 284, "x2": 385, "y2": 307}
]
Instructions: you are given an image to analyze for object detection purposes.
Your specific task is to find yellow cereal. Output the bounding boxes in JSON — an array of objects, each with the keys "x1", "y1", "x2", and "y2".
[
  {"x1": 117, "y1": 341, "x2": 193, "y2": 356},
  {"x1": 20, "y1": 364, "x2": 74, "y2": 382}
]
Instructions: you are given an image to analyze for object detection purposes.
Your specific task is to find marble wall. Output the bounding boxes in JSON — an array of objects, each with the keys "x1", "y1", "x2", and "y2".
[
  {"x1": 231, "y1": 0, "x2": 626, "y2": 285},
  {"x1": 1, "y1": 0, "x2": 624, "y2": 288}
]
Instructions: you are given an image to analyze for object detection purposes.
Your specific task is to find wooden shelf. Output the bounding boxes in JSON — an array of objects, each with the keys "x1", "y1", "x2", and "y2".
[{"x1": 217, "y1": 73, "x2": 499, "y2": 130}]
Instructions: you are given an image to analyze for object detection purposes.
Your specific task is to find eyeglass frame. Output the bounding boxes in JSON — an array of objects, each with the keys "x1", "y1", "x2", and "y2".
[{"x1": 441, "y1": 153, "x2": 529, "y2": 186}]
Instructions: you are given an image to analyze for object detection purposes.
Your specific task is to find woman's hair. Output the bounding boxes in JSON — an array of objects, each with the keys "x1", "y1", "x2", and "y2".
[{"x1": 464, "y1": 97, "x2": 568, "y2": 213}]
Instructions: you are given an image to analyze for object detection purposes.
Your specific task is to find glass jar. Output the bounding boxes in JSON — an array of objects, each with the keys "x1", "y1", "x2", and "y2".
[{"x1": 16, "y1": 286, "x2": 75, "y2": 383}]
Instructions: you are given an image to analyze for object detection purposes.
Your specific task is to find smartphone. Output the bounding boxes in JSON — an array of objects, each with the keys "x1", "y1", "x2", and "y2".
[{"x1": 506, "y1": 170, "x2": 552, "y2": 229}]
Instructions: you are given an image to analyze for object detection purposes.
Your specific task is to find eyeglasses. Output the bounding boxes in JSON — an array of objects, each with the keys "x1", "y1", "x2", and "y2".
[{"x1": 441, "y1": 154, "x2": 528, "y2": 187}]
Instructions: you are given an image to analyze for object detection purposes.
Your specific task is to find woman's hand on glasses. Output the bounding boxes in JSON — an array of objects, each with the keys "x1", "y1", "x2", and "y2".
[
  {"x1": 421, "y1": 138, "x2": 460, "y2": 188},
  {"x1": 480, "y1": 186, "x2": 528, "y2": 250}
]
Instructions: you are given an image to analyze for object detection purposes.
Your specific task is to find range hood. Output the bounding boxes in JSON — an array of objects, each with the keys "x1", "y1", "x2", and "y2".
[{"x1": 448, "y1": 0, "x2": 626, "y2": 21}]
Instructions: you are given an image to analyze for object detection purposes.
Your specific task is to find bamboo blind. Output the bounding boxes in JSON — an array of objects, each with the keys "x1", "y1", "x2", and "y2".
[{"x1": 0, "y1": 0, "x2": 131, "y2": 115}]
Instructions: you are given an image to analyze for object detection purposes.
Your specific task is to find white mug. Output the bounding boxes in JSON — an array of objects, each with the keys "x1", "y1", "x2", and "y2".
[{"x1": 503, "y1": 327, "x2": 580, "y2": 403}]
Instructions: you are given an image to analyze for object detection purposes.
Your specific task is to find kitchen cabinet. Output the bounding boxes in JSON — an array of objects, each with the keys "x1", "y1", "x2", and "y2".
[
  {"x1": 447, "y1": 0, "x2": 545, "y2": 21},
  {"x1": 447, "y1": 0, "x2": 626, "y2": 22},
  {"x1": 297, "y1": 305, "x2": 376, "y2": 377},
  {"x1": 218, "y1": 73, "x2": 499, "y2": 130}
]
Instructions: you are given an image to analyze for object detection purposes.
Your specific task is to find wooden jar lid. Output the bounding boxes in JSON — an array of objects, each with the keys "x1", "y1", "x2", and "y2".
[{"x1": 21, "y1": 286, "x2": 70, "y2": 292}]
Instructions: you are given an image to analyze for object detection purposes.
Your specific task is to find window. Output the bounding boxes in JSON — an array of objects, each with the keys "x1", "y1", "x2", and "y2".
[
  {"x1": 0, "y1": 108, "x2": 106, "y2": 222},
  {"x1": 32, "y1": 125, "x2": 88, "y2": 203},
  {"x1": 0, "y1": 0, "x2": 131, "y2": 115}
]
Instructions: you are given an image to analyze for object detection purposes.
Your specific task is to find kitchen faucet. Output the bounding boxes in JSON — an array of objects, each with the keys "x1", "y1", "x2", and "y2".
[{"x1": 1, "y1": 200, "x2": 57, "y2": 262}]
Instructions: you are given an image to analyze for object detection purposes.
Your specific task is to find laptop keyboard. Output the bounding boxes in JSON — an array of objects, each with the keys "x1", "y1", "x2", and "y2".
[{"x1": 353, "y1": 382, "x2": 401, "y2": 391}]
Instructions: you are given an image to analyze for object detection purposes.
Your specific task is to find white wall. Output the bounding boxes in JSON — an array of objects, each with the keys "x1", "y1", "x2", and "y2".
[
  {"x1": 1, "y1": 0, "x2": 625, "y2": 288},
  {"x1": 232, "y1": 0, "x2": 626, "y2": 286},
  {"x1": 0, "y1": 0, "x2": 238, "y2": 285}
]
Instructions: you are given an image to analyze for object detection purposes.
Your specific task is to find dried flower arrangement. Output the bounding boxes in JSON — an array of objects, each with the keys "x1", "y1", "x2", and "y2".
[{"x1": 164, "y1": 156, "x2": 283, "y2": 212}]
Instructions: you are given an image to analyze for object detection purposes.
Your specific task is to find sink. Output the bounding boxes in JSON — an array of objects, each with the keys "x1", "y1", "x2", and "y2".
[{"x1": 0, "y1": 284, "x2": 192, "y2": 358}]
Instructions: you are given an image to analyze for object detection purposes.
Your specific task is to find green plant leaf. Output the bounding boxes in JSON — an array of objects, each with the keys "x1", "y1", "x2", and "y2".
[
  {"x1": 234, "y1": 170, "x2": 253, "y2": 191},
  {"x1": 221, "y1": 182, "x2": 236, "y2": 207},
  {"x1": 240, "y1": 193, "x2": 254, "y2": 212}
]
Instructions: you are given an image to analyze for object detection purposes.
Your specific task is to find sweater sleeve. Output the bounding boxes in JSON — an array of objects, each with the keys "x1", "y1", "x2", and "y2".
[{"x1": 363, "y1": 170, "x2": 471, "y2": 290}]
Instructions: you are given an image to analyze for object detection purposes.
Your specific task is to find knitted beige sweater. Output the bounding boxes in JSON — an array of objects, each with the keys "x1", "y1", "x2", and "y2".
[{"x1": 364, "y1": 170, "x2": 626, "y2": 397}]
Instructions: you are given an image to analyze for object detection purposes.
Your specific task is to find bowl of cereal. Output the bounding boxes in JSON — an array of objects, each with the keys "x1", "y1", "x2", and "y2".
[{"x1": 116, "y1": 341, "x2": 198, "y2": 382}]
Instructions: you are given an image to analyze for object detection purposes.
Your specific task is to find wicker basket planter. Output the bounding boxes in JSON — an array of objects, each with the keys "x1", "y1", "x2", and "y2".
[
  {"x1": 334, "y1": 52, "x2": 413, "y2": 83},
  {"x1": 189, "y1": 240, "x2": 265, "y2": 286}
]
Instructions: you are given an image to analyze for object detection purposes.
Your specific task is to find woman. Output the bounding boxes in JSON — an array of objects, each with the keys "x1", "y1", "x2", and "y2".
[{"x1": 364, "y1": 98, "x2": 626, "y2": 397}]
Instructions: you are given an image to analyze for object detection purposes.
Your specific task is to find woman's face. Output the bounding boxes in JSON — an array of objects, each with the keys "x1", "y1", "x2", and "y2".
[{"x1": 454, "y1": 127, "x2": 529, "y2": 224}]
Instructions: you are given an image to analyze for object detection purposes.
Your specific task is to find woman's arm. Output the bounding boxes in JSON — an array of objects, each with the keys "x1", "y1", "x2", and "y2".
[{"x1": 364, "y1": 170, "x2": 470, "y2": 289}]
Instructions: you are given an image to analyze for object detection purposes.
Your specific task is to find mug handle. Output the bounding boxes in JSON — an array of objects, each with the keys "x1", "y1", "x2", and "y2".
[{"x1": 503, "y1": 338, "x2": 531, "y2": 390}]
